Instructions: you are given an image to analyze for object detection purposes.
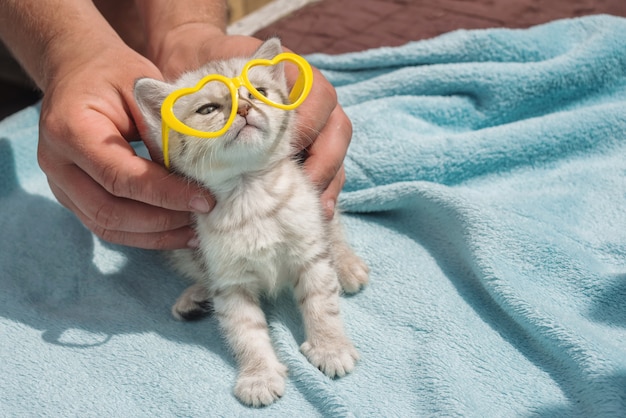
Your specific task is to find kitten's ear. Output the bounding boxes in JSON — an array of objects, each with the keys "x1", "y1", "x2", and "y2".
[
  {"x1": 252, "y1": 38, "x2": 283, "y2": 60},
  {"x1": 133, "y1": 77, "x2": 172, "y2": 159},
  {"x1": 252, "y1": 38, "x2": 285, "y2": 81}
]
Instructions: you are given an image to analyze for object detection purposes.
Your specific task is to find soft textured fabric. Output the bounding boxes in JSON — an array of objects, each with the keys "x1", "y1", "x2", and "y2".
[{"x1": 1, "y1": 15, "x2": 625, "y2": 416}]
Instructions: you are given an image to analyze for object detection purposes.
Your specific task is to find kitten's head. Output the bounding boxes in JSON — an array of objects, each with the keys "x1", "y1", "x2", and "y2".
[{"x1": 134, "y1": 38, "x2": 295, "y2": 185}]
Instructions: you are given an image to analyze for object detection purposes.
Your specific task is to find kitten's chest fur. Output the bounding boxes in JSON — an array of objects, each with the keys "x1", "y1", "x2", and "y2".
[{"x1": 191, "y1": 159, "x2": 324, "y2": 292}]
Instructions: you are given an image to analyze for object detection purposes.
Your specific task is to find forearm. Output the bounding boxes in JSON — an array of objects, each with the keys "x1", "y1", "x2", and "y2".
[
  {"x1": 134, "y1": 0, "x2": 228, "y2": 63},
  {"x1": 0, "y1": 0, "x2": 123, "y2": 91}
]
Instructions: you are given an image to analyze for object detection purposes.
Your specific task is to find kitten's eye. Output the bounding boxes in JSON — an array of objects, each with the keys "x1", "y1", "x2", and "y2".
[
  {"x1": 196, "y1": 103, "x2": 220, "y2": 115},
  {"x1": 253, "y1": 87, "x2": 268, "y2": 98}
]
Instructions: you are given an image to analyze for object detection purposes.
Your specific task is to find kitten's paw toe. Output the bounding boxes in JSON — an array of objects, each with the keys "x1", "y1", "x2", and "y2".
[
  {"x1": 301, "y1": 339, "x2": 359, "y2": 378},
  {"x1": 338, "y1": 257, "x2": 369, "y2": 294},
  {"x1": 172, "y1": 299, "x2": 212, "y2": 321},
  {"x1": 171, "y1": 284, "x2": 213, "y2": 321},
  {"x1": 234, "y1": 367, "x2": 287, "y2": 407}
]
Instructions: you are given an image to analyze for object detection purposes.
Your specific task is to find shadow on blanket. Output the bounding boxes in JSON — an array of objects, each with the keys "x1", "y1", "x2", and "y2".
[
  {"x1": 0, "y1": 138, "x2": 230, "y2": 357},
  {"x1": 589, "y1": 274, "x2": 626, "y2": 327}
]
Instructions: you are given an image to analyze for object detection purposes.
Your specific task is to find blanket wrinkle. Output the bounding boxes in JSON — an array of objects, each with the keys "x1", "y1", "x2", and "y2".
[{"x1": 1, "y1": 15, "x2": 626, "y2": 417}]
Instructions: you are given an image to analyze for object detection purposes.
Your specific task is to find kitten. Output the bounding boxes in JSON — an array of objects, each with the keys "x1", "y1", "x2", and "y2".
[{"x1": 134, "y1": 38, "x2": 369, "y2": 407}]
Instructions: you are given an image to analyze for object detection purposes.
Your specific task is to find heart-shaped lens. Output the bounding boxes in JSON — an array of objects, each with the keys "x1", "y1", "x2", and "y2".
[
  {"x1": 242, "y1": 53, "x2": 313, "y2": 109},
  {"x1": 180, "y1": 79, "x2": 234, "y2": 133},
  {"x1": 161, "y1": 74, "x2": 238, "y2": 140}
]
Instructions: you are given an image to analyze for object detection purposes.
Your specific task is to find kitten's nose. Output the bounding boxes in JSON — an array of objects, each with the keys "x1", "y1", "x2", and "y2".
[{"x1": 237, "y1": 102, "x2": 251, "y2": 117}]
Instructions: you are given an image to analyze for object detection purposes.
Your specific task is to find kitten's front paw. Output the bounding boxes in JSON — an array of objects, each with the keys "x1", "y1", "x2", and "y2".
[
  {"x1": 234, "y1": 365, "x2": 287, "y2": 407},
  {"x1": 172, "y1": 283, "x2": 212, "y2": 321},
  {"x1": 301, "y1": 339, "x2": 359, "y2": 378},
  {"x1": 337, "y1": 255, "x2": 369, "y2": 294}
]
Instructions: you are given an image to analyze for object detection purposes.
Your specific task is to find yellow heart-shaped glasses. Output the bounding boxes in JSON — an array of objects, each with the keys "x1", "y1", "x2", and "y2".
[{"x1": 160, "y1": 52, "x2": 313, "y2": 169}]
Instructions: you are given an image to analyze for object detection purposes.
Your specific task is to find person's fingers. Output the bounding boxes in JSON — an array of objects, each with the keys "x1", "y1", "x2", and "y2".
[
  {"x1": 287, "y1": 65, "x2": 351, "y2": 208},
  {"x1": 47, "y1": 161, "x2": 194, "y2": 233},
  {"x1": 302, "y1": 104, "x2": 352, "y2": 192},
  {"x1": 48, "y1": 180, "x2": 196, "y2": 250},
  {"x1": 32, "y1": 41, "x2": 207, "y2": 250},
  {"x1": 86, "y1": 224, "x2": 196, "y2": 250},
  {"x1": 38, "y1": 106, "x2": 212, "y2": 249},
  {"x1": 39, "y1": 113, "x2": 214, "y2": 215},
  {"x1": 319, "y1": 165, "x2": 346, "y2": 219},
  {"x1": 290, "y1": 66, "x2": 337, "y2": 150}
]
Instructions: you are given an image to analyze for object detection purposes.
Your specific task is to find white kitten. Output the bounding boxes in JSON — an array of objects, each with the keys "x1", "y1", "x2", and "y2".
[{"x1": 134, "y1": 38, "x2": 369, "y2": 407}]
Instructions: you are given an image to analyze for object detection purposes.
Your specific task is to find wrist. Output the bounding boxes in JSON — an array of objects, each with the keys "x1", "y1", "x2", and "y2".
[
  {"x1": 42, "y1": 29, "x2": 124, "y2": 91},
  {"x1": 134, "y1": 0, "x2": 228, "y2": 67},
  {"x1": 146, "y1": 22, "x2": 226, "y2": 73},
  {"x1": 0, "y1": 0, "x2": 125, "y2": 91}
]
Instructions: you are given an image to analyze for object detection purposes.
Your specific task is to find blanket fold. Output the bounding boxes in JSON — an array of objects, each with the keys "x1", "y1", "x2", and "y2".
[{"x1": 1, "y1": 15, "x2": 625, "y2": 416}]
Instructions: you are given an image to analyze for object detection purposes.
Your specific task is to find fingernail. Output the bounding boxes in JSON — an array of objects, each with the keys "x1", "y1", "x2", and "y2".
[
  {"x1": 326, "y1": 198, "x2": 335, "y2": 212},
  {"x1": 189, "y1": 196, "x2": 211, "y2": 213},
  {"x1": 187, "y1": 236, "x2": 200, "y2": 248},
  {"x1": 325, "y1": 199, "x2": 336, "y2": 217}
]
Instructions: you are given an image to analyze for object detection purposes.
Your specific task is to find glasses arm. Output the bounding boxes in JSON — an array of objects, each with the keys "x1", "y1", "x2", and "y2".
[
  {"x1": 161, "y1": 121, "x2": 172, "y2": 169},
  {"x1": 290, "y1": 70, "x2": 307, "y2": 104}
]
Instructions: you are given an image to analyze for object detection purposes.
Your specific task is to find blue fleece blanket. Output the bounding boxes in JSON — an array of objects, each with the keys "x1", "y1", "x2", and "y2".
[{"x1": 2, "y1": 15, "x2": 626, "y2": 416}]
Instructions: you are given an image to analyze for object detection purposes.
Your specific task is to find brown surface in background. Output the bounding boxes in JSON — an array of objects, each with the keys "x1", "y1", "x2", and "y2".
[
  {"x1": 255, "y1": 0, "x2": 626, "y2": 54},
  {"x1": 3, "y1": 0, "x2": 626, "y2": 120},
  {"x1": 228, "y1": 0, "x2": 275, "y2": 22}
]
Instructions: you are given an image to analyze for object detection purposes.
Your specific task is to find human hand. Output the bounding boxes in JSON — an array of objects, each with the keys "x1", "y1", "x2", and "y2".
[
  {"x1": 37, "y1": 42, "x2": 214, "y2": 250},
  {"x1": 151, "y1": 27, "x2": 351, "y2": 218}
]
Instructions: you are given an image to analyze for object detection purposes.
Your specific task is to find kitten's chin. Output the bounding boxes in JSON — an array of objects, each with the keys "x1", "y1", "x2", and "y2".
[
  {"x1": 238, "y1": 125, "x2": 264, "y2": 141},
  {"x1": 229, "y1": 120, "x2": 265, "y2": 145}
]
